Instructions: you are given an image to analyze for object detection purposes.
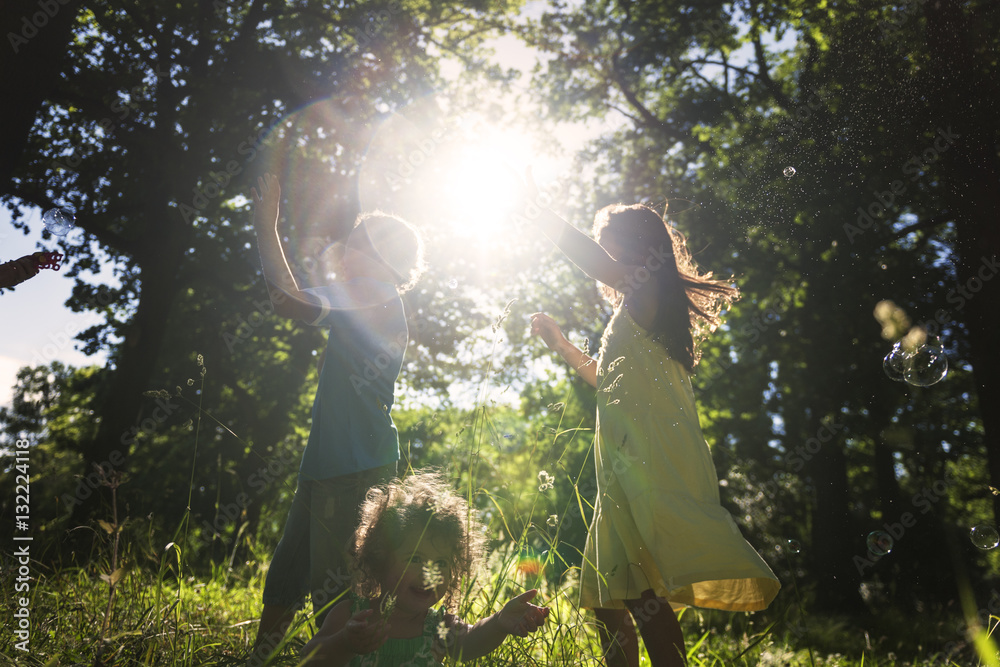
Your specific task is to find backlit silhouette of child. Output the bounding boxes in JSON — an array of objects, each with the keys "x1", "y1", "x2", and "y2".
[
  {"x1": 302, "y1": 472, "x2": 549, "y2": 665},
  {"x1": 527, "y1": 191, "x2": 780, "y2": 667}
]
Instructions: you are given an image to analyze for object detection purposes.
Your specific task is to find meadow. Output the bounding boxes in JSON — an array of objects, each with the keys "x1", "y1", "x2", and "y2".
[
  {"x1": 1, "y1": 519, "x2": 996, "y2": 666},
  {"x1": 2, "y1": 403, "x2": 997, "y2": 667}
]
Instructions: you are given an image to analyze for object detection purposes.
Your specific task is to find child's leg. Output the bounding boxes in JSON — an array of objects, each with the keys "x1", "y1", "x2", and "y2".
[
  {"x1": 308, "y1": 463, "x2": 397, "y2": 625},
  {"x1": 251, "y1": 476, "x2": 311, "y2": 664},
  {"x1": 594, "y1": 608, "x2": 640, "y2": 667},
  {"x1": 624, "y1": 589, "x2": 686, "y2": 667}
]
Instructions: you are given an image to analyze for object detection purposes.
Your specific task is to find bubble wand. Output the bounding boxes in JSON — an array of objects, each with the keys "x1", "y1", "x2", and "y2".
[{"x1": 32, "y1": 207, "x2": 74, "y2": 271}]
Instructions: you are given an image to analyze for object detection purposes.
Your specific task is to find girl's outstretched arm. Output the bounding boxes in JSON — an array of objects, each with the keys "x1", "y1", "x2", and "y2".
[
  {"x1": 530, "y1": 313, "x2": 598, "y2": 388},
  {"x1": 517, "y1": 171, "x2": 640, "y2": 291},
  {"x1": 440, "y1": 589, "x2": 549, "y2": 662}
]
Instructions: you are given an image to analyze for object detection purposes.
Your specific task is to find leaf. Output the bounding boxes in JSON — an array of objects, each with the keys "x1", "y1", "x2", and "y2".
[{"x1": 98, "y1": 520, "x2": 116, "y2": 534}]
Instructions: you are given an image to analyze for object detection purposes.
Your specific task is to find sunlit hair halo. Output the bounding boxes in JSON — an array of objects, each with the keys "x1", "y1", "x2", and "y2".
[
  {"x1": 592, "y1": 202, "x2": 740, "y2": 372},
  {"x1": 351, "y1": 471, "x2": 487, "y2": 611},
  {"x1": 350, "y1": 210, "x2": 427, "y2": 293}
]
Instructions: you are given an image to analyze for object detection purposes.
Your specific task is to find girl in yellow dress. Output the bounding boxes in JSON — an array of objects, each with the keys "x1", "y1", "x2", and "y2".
[{"x1": 529, "y1": 200, "x2": 780, "y2": 666}]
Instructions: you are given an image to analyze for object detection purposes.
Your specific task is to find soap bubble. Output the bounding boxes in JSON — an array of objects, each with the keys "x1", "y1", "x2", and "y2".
[
  {"x1": 42, "y1": 208, "x2": 75, "y2": 236},
  {"x1": 446, "y1": 278, "x2": 459, "y2": 289},
  {"x1": 970, "y1": 524, "x2": 999, "y2": 550},
  {"x1": 783, "y1": 166, "x2": 796, "y2": 178},
  {"x1": 903, "y1": 341, "x2": 948, "y2": 386},
  {"x1": 783, "y1": 539, "x2": 801, "y2": 555},
  {"x1": 866, "y1": 530, "x2": 894, "y2": 556},
  {"x1": 883, "y1": 342, "x2": 909, "y2": 382}
]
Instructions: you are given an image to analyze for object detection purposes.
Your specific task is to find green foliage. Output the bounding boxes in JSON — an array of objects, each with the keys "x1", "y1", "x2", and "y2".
[{"x1": 3, "y1": 0, "x2": 999, "y2": 661}]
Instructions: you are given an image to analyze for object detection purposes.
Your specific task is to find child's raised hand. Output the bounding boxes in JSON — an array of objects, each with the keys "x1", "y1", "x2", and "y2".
[
  {"x1": 530, "y1": 312, "x2": 567, "y2": 352},
  {"x1": 497, "y1": 589, "x2": 549, "y2": 638},
  {"x1": 507, "y1": 166, "x2": 540, "y2": 216},
  {"x1": 251, "y1": 173, "x2": 281, "y2": 229},
  {"x1": 340, "y1": 608, "x2": 390, "y2": 656}
]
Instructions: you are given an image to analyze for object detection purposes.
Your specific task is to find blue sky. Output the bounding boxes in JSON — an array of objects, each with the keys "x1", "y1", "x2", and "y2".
[{"x1": 0, "y1": 207, "x2": 110, "y2": 406}]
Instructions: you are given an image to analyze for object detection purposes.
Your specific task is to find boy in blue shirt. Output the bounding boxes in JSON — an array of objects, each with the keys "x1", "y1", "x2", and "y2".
[{"x1": 249, "y1": 173, "x2": 426, "y2": 664}]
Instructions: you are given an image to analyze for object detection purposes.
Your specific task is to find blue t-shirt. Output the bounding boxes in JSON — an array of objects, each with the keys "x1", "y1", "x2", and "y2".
[{"x1": 299, "y1": 279, "x2": 407, "y2": 480}]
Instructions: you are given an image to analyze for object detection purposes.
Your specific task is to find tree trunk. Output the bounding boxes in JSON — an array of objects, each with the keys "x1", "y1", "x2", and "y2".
[{"x1": 925, "y1": 0, "x2": 1000, "y2": 522}]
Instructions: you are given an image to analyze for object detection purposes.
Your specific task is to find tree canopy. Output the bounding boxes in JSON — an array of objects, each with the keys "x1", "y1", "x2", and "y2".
[{"x1": 2, "y1": 0, "x2": 997, "y2": 622}]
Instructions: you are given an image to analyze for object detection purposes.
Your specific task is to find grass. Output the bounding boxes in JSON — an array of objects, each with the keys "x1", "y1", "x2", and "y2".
[
  {"x1": 2, "y1": 538, "x2": 995, "y2": 666},
  {"x1": 4, "y1": 341, "x2": 998, "y2": 666}
]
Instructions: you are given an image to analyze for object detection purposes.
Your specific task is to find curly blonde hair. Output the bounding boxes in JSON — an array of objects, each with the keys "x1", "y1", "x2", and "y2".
[
  {"x1": 351, "y1": 211, "x2": 426, "y2": 293},
  {"x1": 351, "y1": 471, "x2": 487, "y2": 611}
]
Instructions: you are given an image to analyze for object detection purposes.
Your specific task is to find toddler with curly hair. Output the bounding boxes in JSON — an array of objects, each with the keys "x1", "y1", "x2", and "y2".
[{"x1": 302, "y1": 472, "x2": 549, "y2": 665}]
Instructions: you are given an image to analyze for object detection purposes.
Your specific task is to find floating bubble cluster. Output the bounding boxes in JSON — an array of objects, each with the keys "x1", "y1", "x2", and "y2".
[
  {"x1": 42, "y1": 208, "x2": 74, "y2": 236},
  {"x1": 783, "y1": 166, "x2": 796, "y2": 177},
  {"x1": 866, "y1": 530, "x2": 894, "y2": 556},
  {"x1": 970, "y1": 524, "x2": 1000, "y2": 550},
  {"x1": 903, "y1": 341, "x2": 948, "y2": 386},
  {"x1": 883, "y1": 342, "x2": 908, "y2": 381},
  {"x1": 882, "y1": 339, "x2": 948, "y2": 386}
]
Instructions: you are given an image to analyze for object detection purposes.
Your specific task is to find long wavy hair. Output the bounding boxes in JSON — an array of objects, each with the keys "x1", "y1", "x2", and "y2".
[
  {"x1": 593, "y1": 203, "x2": 739, "y2": 373},
  {"x1": 350, "y1": 471, "x2": 487, "y2": 611}
]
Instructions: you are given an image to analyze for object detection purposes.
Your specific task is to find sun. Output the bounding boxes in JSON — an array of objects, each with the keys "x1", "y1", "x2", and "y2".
[{"x1": 436, "y1": 126, "x2": 540, "y2": 241}]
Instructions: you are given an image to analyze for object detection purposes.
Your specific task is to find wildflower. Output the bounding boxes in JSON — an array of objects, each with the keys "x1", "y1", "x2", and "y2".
[
  {"x1": 606, "y1": 355, "x2": 625, "y2": 372},
  {"x1": 422, "y1": 561, "x2": 444, "y2": 590},
  {"x1": 602, "y1": 373, "x2": 623, "y2": 393},
  {"x1": 196, "y1": 353, "x2": 204, "y2": 367},
  {"x1": 380, "y1": 594, "x2": 396, "y2": 618},
  {"x1": 547, "y1": 514, "x2": 558, "y2": 527},
  {"x1": 187, "y1": 378, "x2": 194, "y2": 386},
  {"x1": 492, "y1": 298, "x2": 517, "y2": 333},
  {"x1": 436, "y1": 619, "x2": 450, "y2": 644},
  {"x1": 538, "y1": 470, "x2": 555, "y2": 492}
]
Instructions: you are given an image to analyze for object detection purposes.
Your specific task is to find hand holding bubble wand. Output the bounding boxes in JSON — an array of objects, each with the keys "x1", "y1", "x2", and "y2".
[
  {"x1": 0, "y1": 207, "x2": 73, "y2": 290},
  {"x1": 33, "y1": 207, "x2": 74, "y2": 270}
]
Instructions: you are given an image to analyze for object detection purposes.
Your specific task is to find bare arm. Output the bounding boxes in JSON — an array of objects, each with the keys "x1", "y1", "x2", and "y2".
[
  {"x1": 251, "y1": 173, "x2": 324, "y2": 322},
  {"x1": 441, "y1": 589, "x2": 548, "y2": 662},
  {"x1": 300, "y1": 602, "x2": 388, "y2": 666},
  {"x1": 530, "y1": 313, "x2": 598, "y2": 388},
  {"x1": 0, "y1": 255, "x2": 41, "y2": 289}
]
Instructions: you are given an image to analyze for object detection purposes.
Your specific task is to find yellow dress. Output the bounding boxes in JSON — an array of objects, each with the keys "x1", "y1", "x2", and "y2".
[{"x1": 579, "y1": 307, "x2": 780, "y2": 611}]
